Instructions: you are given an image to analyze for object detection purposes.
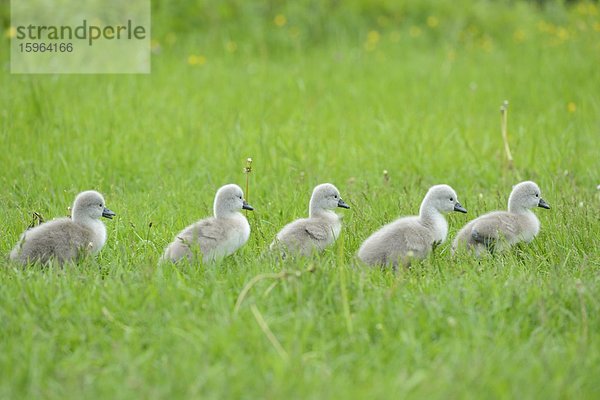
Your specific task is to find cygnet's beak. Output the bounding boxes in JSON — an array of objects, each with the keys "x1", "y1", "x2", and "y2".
[
  {"x1": 537, "y1": 198, "x2": 550, "y2": 209},
  {"x1": 242, "y1": 200, "x2": 254, "y2": 211},
  {"x1": 337, "y1": 198, "x2": 350, "y2": 209},
  {"x1": 453, "y1": 202, "x2": 467, "y2": 213},
  {"x1": 102, "y1": 207, "x2": 116, "y2": 219}
]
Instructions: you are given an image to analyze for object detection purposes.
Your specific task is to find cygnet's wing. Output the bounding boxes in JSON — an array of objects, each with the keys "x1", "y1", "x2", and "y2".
[
  {"x1": 452, "y1": 219, "x2": 491, "y2": 257},
  {"x1": 471, "y1": 212, "x2": 520, "y2": 246},
  {"x1": 162, "y1": 217, "x2": 233, "y2": 263},
  {"x1": 275, "y1": 218, "x2": 333, "y2": 256},
  {"x1": 359, "y1": 217, "x2": 432, "y2": 267},
  {"x1": 277, "y1": 218, "x2": 331, "y2": 244},
  {"x1": 304, "y1": 221, "x2": 329, "y2": 241},
  {"x1": 11, "y1": 218, "x2": 92, "y2": 265},
  {"x1": 392, "y1": 218, "x2": 432, "y2": 255},
  {"x1": 180, "y1": 217, "x2": 228, "y2": 249}
]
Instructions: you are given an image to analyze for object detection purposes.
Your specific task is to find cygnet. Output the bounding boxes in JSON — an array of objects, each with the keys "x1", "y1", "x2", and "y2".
[
  {"x1": 452, "y1": 181, "x2": 550, "y2": 256},
  {"x1": 161, "y1": 184, "x2": 253, "y2": 263},
  {"x1": 10, "y1": 190, "x2": 115, "y2": 265},
  {"x1": 271, "y1": 183, "x2": 350, "y2": 257},
  {"x1": 358, "y1": 184, "x2": 466, "y2": 268}
]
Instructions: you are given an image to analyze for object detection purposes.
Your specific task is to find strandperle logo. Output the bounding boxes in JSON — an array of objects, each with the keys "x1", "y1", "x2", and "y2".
[
  {"x1": 15, "y1": 20, "x2": 147, "y2": 46},
  {"x1": 11, "y1": 0, "x2": 150, "y2": 74}
]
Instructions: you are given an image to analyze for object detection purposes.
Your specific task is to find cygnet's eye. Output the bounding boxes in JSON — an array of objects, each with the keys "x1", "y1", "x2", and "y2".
[
  {"x1": 449, "y1": 197, "x2": 454, "y2": 202},
  {"x1": 535, "y1": 193, "x2": 539, "y2": 198},
  {"x1": 99, "y1": 203, "x2": 103, "y2": 207},
  {"x1": 334, "y1": 194, "x2": 338, "y2": 199}
]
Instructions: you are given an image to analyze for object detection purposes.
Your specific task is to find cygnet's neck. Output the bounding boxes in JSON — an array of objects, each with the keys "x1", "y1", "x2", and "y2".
[
  {"x1": 418, "y1": 202, "x2": 448, "y2": 242},
  {"x1": 214, "y1": 205, "x2": 241, "y2": 219},
  {"x1": 419, "y1": 203, "x2": 444, "y2": 225},
  {"x1": 309, "y1": 205, "x2": 336, "y2": 219},
  {"x1": 72, "y1": 210, "x2": 101, "y2": 228},
  {"x1": 507, "y1": 199, "x2": 530, "y2": 214}
]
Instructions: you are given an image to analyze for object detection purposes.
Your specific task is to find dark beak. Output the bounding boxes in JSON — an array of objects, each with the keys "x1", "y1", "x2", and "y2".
[
  {"x1": 538, "y1": 198, "x2": 550, "y2": 209},
  {"x1": 337, "y1": 198, "x2": 350, "y2": 209},
  {"x1": 453, "y1": 202, "x2": 467, "y2": 213},
  {"x1": 242, "y1": 200, "x2": 254, "y2": 211},
  {"x1": 102, "y1": 207, "x2": 116, "y2": 219}
]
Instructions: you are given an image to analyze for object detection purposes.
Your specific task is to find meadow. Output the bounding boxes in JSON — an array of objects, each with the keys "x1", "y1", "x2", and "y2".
[{"x1": 1, "y1": 0, "x2": 600, "y2": 398}]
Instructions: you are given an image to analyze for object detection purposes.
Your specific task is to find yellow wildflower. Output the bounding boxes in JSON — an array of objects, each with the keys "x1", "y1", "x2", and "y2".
[
  {"x1": 4, "y1": 26, "x2": 16, "y2": 38},
  {"x1": 367, "y1": 30, "x2": 380, "y2": 44},
  {"x1": 427, "y1": 16, "x2": 439, "y2": 28},
  {"x1": 364, "y1": 30, "x2": 380, "y2": 51},
  {"x1": 187, "y1": 55, "x2": 206, "y2": 66},
  {"x1": 274, "y1": 14, "x2": 287, "y2": 27},
  {"x1": 480, "y1": 36, "x2": 493, "y2": 52},
  {"x1": 557, "y1": 27, "x2": 569, "y2": 41},
  {"x1": 577, "y1": 3, "x2": 598, "y2": 16},
  {"x1": 226, "y1": 41, "x2": 237, "y2": 53},
  {"x1": 409, "y1": 26, "x2": 422, "y2": 37},
  {"x1": 513, "y1": 29, "x2": 526, "y2": 43}
]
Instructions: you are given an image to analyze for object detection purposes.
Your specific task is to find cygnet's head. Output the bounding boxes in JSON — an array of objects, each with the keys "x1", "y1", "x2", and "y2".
[
  {"x1": 72, "y1": 190, "x2": 115, "y2": 222},
  {"x1": 214, "y1": 184, "x2": 253, "y2": 218},
  {"x1": 508, "y1": 181, "x2": 550, "y2": 212},
  {"x1": 309, "y1": 183, "x2": 350, "y2": 216},
  {"x1": 421, "y1": 184, "x2": 467, "y2": 214}
]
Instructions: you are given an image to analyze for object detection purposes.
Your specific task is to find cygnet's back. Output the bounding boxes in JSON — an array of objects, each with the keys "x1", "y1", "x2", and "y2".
[
  {"x1": 358, "y1": 184, "x2": 466, "y2": 268},
  {"x1": 10, "y1": 190, "x2": 116, "y2": 265},
  {"x1": 452, "y1": 181, "x2": 550, "y2": 255},
  {"x1": 161, "y1": 184, "x2": 253, "y2": 263},
  {"x1": 271, "y1": 183, "x2": 350, "y2": 257}
]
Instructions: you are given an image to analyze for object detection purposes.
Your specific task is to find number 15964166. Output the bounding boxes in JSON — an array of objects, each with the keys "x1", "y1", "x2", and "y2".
[{"x1": 19, "y1": 42, "x2": 74, "y2": 52}]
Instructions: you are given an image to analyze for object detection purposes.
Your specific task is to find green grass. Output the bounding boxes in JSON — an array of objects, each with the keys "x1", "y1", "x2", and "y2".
[{"x1": 2, "y1": 1, "x2": 600, "y2": 398}]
